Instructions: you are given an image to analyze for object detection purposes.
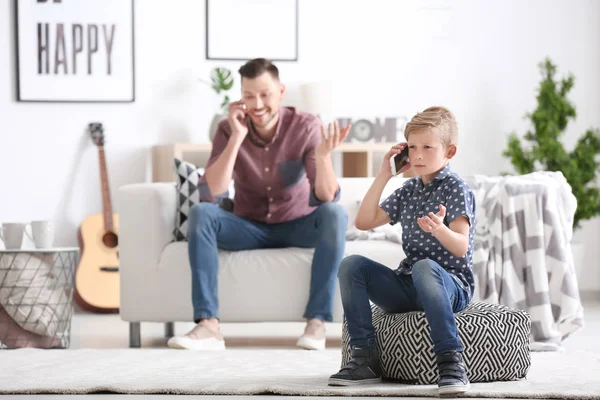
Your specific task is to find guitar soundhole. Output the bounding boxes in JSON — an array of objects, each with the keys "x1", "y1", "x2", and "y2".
[{"x1": 102, "y1": 231, "x2": 119, "y2": 249}]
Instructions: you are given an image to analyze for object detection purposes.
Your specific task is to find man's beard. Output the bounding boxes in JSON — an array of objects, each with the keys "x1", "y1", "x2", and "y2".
[{"x1": 252, "y1": 110, "x2": 278, "y2": 128}]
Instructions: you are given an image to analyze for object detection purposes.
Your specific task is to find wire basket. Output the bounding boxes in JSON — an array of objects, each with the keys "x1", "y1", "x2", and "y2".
[{"x1": 0, "y1": 249, "x2": 78, "y2": 349}]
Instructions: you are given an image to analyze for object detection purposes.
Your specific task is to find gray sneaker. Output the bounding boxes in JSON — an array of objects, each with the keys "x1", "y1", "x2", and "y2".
[
  {"x1": 436, "y1": 350, "x2": 471, "y2": 396},
  {"x1": 328, "y1": 346, "x2": 382, "y2": 386}
]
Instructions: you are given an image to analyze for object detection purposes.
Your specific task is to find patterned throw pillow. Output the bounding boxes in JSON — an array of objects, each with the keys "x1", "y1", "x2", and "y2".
[
  {"x1": 173, "y1": 159, "x2": 205, "y2": 241},
  {"x1": 173, "y1": 158, "x2": 234, "y2": 241}
]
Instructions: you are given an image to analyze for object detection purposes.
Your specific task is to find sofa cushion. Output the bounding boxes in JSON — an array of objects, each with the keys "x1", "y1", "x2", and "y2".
[
  {"x1": 341, "y1": 301, "x2": 532, "y2": 384},
  {"x1": 345, "y1": 240, "x2": 404, "y2": 269},
  {"x1": 338, "y1": 177, "x2": 406, "y2": 244},
  {"x1": 156, "y1": 240, "x2": 405, "y2": 322},
  {"x1": 158, "y1": 242, "x2": 321, "y2": 321}
]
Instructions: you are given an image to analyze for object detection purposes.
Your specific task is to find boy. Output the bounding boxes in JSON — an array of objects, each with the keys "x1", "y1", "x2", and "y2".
[{"x1": 328, "y1": 106, "x2": 476, "y2": 396}]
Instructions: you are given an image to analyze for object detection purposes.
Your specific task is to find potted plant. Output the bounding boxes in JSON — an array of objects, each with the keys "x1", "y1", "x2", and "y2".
[
  {"x1": 503, "y1": 58, "x2": 600, "y2": 277},
  {"x1": 200, "y1": 67, "x2": 234, "y2": 141}
]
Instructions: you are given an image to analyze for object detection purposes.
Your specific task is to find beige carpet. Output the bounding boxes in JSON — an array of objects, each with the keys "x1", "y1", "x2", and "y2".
[{"x1": 0, "y1": 348, "x2": 598, "y2": 398}]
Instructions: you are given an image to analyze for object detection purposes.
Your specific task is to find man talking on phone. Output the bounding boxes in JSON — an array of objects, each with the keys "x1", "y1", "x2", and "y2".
[{"x1": 167, "y1": 58, "x2": 350, "y2": 351}]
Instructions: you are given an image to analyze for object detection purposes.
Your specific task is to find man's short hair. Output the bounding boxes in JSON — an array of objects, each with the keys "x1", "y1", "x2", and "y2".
[
  {"x1": 238, "y1": 58, "x2": 279, "y2": 81},
  {"x1": 404, "y1": 106, "x2": 458, "y2": 146}
]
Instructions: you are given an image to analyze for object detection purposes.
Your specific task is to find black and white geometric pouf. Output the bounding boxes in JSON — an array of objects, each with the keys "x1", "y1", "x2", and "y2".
[{"x1": 341, "y1": 301, "x2": 531, "y2": 384}]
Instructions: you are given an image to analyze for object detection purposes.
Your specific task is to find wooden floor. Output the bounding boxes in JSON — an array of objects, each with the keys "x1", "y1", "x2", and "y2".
[{"x1": 67, "y1": 297, "x2": 600, "y2": 352}]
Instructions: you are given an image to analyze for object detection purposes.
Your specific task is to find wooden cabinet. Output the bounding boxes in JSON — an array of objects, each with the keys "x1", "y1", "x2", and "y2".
[{"x1": 151, "y1": 142, "x2": 397, "y2": 182}]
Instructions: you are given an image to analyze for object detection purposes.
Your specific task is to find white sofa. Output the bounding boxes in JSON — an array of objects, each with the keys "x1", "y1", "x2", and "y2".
[
  {"x1": 118, "y1": 177, "x2": 407, "y2": 347},
  {"x1": 119, "y1": 172, "x2": 584, "y2": 349}
]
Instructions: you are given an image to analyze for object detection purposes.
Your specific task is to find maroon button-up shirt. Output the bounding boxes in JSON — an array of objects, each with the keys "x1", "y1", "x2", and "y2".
[{"x1": 199, "y1": 107, "x2": 341, "y2": 224}]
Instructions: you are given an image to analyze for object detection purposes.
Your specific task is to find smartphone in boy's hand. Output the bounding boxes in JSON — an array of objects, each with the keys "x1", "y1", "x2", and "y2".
[{"x1": 390, "y1": 146, "x2": 409, "y2": 175}]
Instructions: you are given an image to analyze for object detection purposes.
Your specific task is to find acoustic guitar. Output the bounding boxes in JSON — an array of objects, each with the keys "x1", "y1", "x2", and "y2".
[{"x1": 74, "y1": 123, "x2": 120, "y2": 313}]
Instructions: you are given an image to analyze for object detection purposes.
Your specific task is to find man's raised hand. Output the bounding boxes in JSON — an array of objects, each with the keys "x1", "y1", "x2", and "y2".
[
  {"x1": 316, "y1": 120, "x2": 351, "y2": 158},
  {"x1": 228, "y1": 100, "x2": 249, "y2": 139}
]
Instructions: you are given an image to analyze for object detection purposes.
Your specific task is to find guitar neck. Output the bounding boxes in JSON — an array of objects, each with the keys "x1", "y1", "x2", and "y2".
[{"x1": 98, "y1": 146, "x2": 114, "y2": 231}]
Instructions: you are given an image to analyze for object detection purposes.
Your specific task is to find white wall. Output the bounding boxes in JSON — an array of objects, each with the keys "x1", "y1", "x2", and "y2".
[{"x1": 1, "y1": 0, "x2": 599, "y2": 290}]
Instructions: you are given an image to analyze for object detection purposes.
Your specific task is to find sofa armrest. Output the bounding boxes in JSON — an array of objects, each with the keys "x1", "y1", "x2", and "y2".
[{"x1": 118, "y1": 182, "x2": 176, "y2": 280}]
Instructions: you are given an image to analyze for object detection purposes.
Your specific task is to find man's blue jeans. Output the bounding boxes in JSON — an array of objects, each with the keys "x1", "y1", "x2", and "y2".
[
  {"x1": 338, "y1": 255, "x2": 470, "y2": 355},
  {"x1": 187, "y1": 202, "x2": 347, "y2": 323}
]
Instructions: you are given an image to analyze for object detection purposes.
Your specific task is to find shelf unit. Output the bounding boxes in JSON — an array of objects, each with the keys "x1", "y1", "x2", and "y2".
[{"x1": 151, "y1": 142, "x2": 397, "y2": 182}]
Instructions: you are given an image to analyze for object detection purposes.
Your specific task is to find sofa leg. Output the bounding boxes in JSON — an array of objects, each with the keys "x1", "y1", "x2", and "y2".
[
  {"x1": 129, "y1": 322, "x2": 141, "y2": 348},
  {"x1": 165, "y1": 322, "x2": 174, "y2": 339}
]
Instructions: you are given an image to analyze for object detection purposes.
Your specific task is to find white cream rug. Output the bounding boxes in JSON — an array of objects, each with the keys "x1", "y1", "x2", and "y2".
[{"x1": 1, "y1": 348, "x2": 599, "y2": 398}]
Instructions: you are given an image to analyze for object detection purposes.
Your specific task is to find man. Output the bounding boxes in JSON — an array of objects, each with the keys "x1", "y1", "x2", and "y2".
[{"x1": 167, "y1": 58, "x2": 350, "y2": 351}]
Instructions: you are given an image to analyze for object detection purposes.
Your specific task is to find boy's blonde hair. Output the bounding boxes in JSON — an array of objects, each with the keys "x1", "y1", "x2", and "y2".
[{"x1": 404, "y1": 106, "x2": 458, "y2": 147}]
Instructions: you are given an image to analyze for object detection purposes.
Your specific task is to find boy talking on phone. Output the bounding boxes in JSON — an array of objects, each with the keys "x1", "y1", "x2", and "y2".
[{"x1": 328, "y1": 106, "x2": 476, "y2": 396}]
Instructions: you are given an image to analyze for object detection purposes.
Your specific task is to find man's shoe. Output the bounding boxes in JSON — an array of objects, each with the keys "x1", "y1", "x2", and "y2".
[
  {"x1": 328, "y1": 346, "x2": 382, "y2": 386},
  {"x1": 296, "y1": 335, "x2": 326, "y2": 350},
  {"x1": 167, "y1": 335, "x2": 225, "y2": 350},
  {"x1": 436, "y1": 350, "x2": 470, "y2": 395},
  {"x1": 297, "y1": 319, "x2": 326, "y2": 350},
  {"x1": 167, "y1": 322, "x2": 225, "y2": 351}
]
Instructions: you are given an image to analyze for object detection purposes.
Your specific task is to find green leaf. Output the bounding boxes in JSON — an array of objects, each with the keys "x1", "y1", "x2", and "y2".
[
  {"x1": 502, "y1": 57, "x2": 600, "y2": 229},
  {"x1": 211, "y1": 68, "x2": 233, "y2": 93},
  {"x1": 206, "y1": 67, "x2": 234, "y2": 113},
  {"x1": 220, "y1": 94, "x2": 230, "y2": 114}
]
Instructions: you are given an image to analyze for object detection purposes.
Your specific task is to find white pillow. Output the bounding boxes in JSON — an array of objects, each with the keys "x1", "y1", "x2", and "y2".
[
  {"x1": 338, "y1": 199, "x2": 361, "y2": 236},
  {"x1": 340, "y1": 196, "x2": 403, "y2": 244}
]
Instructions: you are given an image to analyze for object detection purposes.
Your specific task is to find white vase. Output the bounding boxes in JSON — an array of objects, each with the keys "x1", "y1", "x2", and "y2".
[{"x1": 209, "y1": 114, "x2": 227, "y2": 142}]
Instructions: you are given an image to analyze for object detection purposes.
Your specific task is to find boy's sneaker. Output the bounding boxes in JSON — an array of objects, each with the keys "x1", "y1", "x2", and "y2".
[
  {"x1": 436, "y1": 350, "x2": 471, "y2": 395},
  {"x1": 328, "y1": 346, "x2": 382, "y2": 386}
]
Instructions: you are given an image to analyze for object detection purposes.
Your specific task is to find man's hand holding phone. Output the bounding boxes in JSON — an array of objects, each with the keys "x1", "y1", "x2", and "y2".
[
  {"x1": 379, "y1": 143, "x2": 411, "y2": 180},
  {"x1": 228, "y1": 100, "x2": 249, "y2": 141}
]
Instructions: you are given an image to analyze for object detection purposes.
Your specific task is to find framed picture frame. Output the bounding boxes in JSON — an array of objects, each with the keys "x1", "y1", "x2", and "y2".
[
  {"x1": 205, "y1": 0, "x2": 298, "y2": 62},
  {"x1": 14, "y1": 0, "x2": 135, "y2": 103}
]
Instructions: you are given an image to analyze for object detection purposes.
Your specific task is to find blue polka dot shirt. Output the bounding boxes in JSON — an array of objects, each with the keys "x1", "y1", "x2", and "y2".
[{"x1": 379, "y1": 164, "x2": 476, "y2": 298}]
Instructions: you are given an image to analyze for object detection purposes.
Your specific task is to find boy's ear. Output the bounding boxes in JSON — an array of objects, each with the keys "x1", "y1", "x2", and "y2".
[{"x1": 446, "y1": 144, "x2": 457, "y2": 159}]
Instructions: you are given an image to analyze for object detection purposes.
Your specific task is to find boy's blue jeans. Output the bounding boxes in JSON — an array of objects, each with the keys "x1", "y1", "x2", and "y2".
[
  {"x1": 187, "y1": 202, "x2": 347, "y2": 323},
  {"x1": 338, "y1": 255, "x2": 470, "y2": 355}
]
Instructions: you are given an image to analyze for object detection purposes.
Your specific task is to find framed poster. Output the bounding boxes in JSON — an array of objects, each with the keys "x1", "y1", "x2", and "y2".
[
  {"x1": 206, "y1": 0, "x2": 298, "y2": 62},
  {"x1": 15, "y1": 0, "x2": 135, "y2": 103}
]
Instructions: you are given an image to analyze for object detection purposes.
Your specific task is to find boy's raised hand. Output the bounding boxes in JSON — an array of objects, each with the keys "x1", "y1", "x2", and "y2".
[{"x1": 417, "y1": 204, "x2": 446, "y2": 233}]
